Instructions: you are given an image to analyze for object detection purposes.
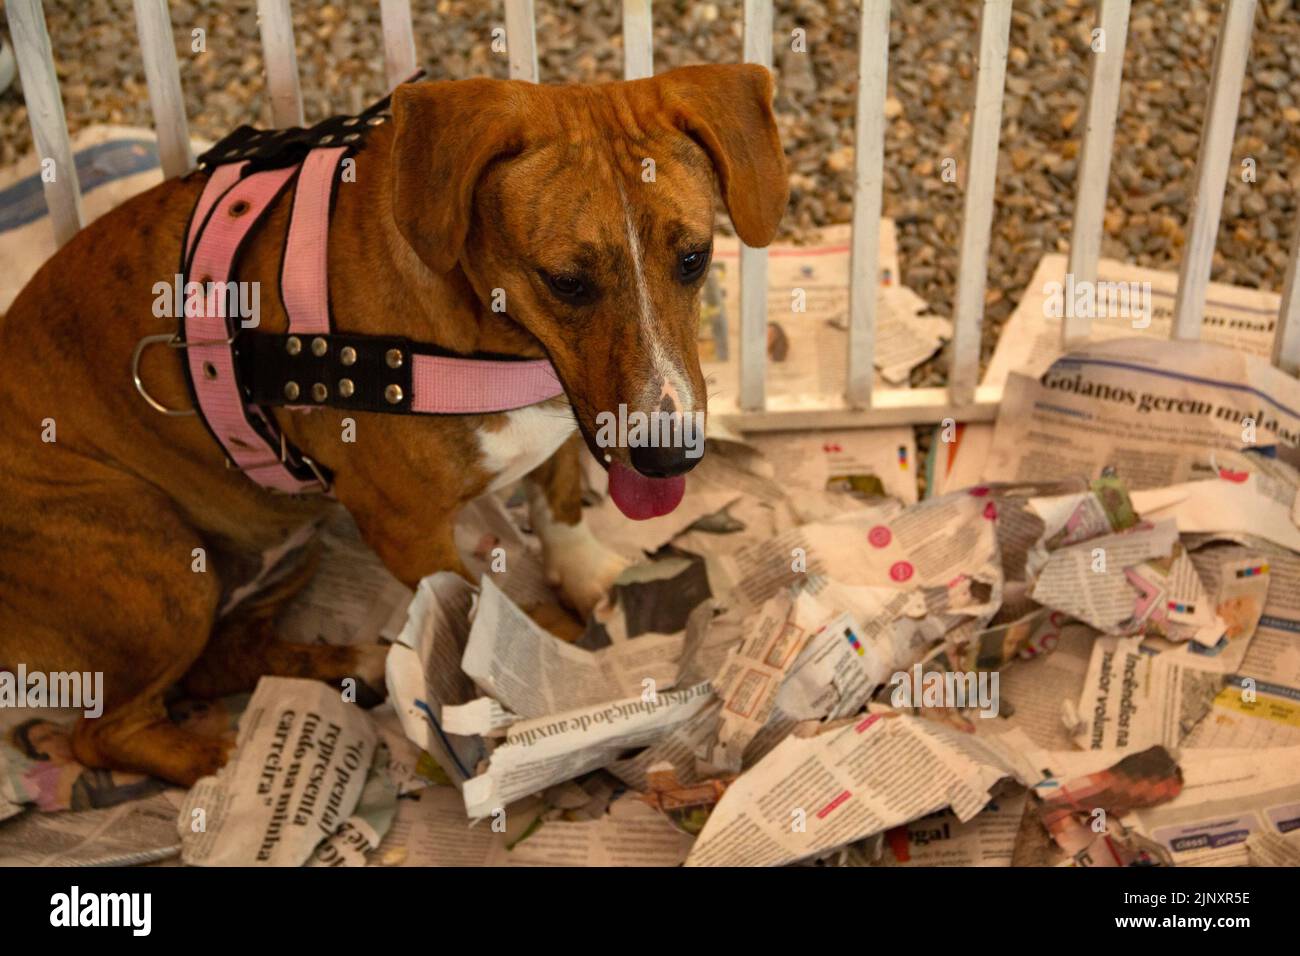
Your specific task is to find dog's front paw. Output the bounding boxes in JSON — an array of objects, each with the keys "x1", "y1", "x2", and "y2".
[{"x1": 543, "y1": 524, "x2": 629, "y2": 619}]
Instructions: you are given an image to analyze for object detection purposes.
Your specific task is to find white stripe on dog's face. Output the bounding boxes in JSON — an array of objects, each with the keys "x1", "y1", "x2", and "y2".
[{"x1": 620, "y1": 185, "x2": 695, "y2": 417}]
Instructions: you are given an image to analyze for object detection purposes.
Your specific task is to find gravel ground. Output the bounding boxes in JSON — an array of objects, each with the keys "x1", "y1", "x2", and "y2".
[{"x1": 3, "y1": 0, "x2": 1300, "y2": 385}]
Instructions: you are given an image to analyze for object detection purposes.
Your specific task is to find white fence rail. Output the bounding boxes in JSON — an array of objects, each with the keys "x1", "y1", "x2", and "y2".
[
  {"x1": 7, "y1": 0, "x2": 82, "y2": 246},
  {"x1": 8, "y1": 0, "x2": 1300, "y2": 430},
  {"x1": 845, "y1": 0, "x2": 889, "y2": 409},
  {"x1": 1062, "y1": 0, "x2": 1130, "y2": 347},
  {"x1": 132, "y1": 0, "x2": 194, "y2": 179}
]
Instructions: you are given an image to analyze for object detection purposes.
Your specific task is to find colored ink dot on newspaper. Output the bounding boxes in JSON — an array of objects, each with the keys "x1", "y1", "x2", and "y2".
[
  {"x1": 969, "y1": 486, "x2": 990, "y2": 497},
  {"x1": 868, "y1": 526, "x2": 892, "y2": 548},
  {"x1": 983, "y1": 502, "x2": 997, "y2": 520},
  {"x1": 889, "y1": 561, "x2": 914, "y2": 583}
]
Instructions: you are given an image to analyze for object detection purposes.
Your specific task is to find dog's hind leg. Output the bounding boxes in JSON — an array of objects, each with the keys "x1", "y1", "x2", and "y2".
[
  {"x1": 180, "y1": 545, "x2": 386, "y2": 702},
  {"x1": 2, "y1": 476, "x2": 237, "y2": 787},
  {"x1": 180, "y1": 611, "x2": 388, "y2": 703},
  {"x1": 74, "y1": 704, "x2": 235, "y2": 788}
]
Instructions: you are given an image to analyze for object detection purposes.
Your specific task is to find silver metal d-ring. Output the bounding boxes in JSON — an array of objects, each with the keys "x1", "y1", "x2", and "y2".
[{"x1": 132, "y1": 333, "x2": 196, "y2": 417}]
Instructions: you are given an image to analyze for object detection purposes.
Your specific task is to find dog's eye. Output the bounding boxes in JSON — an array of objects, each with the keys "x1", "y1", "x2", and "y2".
[
  {"x1": 539, "y1": 269, "x2": 593, "y2": 304},
  {"x1": 678, "y1": 247, "x2": 711, "y2": 283}
]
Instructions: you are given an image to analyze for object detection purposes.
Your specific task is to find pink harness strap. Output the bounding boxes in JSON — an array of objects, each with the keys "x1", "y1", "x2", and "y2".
[
  {"x1": 411, "y1": 354, "x2": 563, "y2": 414},
  {"x1": 281, "y1": 146, "x2": 347, "y2": 336},
  {"x1": 185, "y1": 162, "x2": 244, "y2": 260},
  {"x1": 185, "y1": 166, "x2": 320, "y2": 493}
]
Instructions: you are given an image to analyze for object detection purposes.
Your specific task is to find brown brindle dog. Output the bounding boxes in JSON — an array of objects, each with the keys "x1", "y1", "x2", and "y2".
[{"x1": 0, "y1": 64, "x2": 787, "y2": 786}]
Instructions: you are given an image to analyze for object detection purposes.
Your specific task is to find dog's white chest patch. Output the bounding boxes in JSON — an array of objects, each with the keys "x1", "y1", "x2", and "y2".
[{"x1": 476, "y1": 403, "x2": 577, "y2": 492}]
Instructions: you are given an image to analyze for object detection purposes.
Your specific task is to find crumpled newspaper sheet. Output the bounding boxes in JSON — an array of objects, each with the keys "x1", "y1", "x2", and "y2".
[
  {"x1": 177, "y1": 677, "x2": 380, "y2": 867},
  {"x1": 374, "y1": 419, "x2": 1300, "y2": 866}
]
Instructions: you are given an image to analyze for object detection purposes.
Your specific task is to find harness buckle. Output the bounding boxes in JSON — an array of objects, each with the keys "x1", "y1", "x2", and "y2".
[
  {"x1": 222, "y1": 430, "x2": 332, "y2": 496},
  {"x1": 135, "y1": 332, "x2": 329, "y2": 494},
  {"x1": 298, "y1": 455, "x2": 332, "y2": 495}
]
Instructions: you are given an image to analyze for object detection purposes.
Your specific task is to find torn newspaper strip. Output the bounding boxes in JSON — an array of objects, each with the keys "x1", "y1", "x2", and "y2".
[
  {"x1": 1126, "y1": 746, "x2": 1300, "y2": 866},
  {"x1": 464, "y1": 575, "x2": 689, "y2": 714},
  {"x1": 699, "y1": 589, "x2": 836, "y2": 772},
  {"x1": 0, "y1": 790, "x2": 184, "y2": 866},
  {"x1": 370, "y1": 786, "x2": 694, "y2": 866},
  {"x1": 385, "y1": 572, "x2": 486, "y2": 787},
  {"x1": 684, "y1": 713, "x2": 1039, "y2": 867},
  {"x1": 277, "y1": 507, "x2": 413, "y2": 646},
  {"x1": 1073, "y1": 637, "x2": 1223, "y2": 752},
  {"x1": 177, "y1": 677, "x2": 378, "y2": 867},
  {"x1": 461, "y1": 682, "x2": 715, "y2": 819},
  {"x1": 1030, "y1": 520, "x2": 1179, "y2": 633}
]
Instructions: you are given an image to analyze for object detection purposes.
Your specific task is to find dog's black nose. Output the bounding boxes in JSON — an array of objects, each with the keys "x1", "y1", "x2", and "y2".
[{"x1": 629, "y1": 442, "x2": 700, "y2": 479}]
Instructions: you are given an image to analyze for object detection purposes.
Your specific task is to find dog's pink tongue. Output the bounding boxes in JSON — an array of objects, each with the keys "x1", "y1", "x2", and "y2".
[{"x1": 608, "y1": 461, "x2": 685, "y2": 521}]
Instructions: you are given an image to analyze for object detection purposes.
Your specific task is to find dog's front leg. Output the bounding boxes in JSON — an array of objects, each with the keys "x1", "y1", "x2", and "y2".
[
  {"x1": 348, "y1": 500, "x2": 467, "y2": 590},
  {"x1": 526, "y1": 434, "x2": 628, "y2": 618}
]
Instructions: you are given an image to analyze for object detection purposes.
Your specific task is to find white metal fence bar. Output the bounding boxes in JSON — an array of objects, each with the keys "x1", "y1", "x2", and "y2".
[
  {"x1": 257, "y1": 0, "x2": 304, "y2": 127},
  {"x1": 738, "y1": 0, "x2": 773, "y2": 412},
  {"x1": 1274, "y1": 219, "x2": 1300, "y2": 373},
  {"x1": 1171, "y1": 0, "x2": 1256, "y2": 340},
  {"x1": 6, "y1": 0, "x2": 83, "y2": 246},
  {"x1": 132, "y1": 0, "x2": 194, "y2": 179},
  {"x1": 723, "y1": 387, "x2": 1000, "y2": 432},
  {"x1": 948, "y1": 0, "x2": 1013, "y2": 406},
  {"x1": 623, "y1": 0, "x2": 653, "y2": 80},
  {"x1": 1062, "y1": 0, "x2": 1131, "y2": 346},
  {"x1": 504, "y1": 0, "x2": 539, "y2": 82},
  {"x1": 379, "y1": 0, "x2": 418, "y2": 90},
  {"x1": 845, "y1": 0, "x2": 890, "y2": 409}
]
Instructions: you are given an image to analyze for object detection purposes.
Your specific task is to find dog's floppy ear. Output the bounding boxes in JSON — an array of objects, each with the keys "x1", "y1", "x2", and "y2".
[
  {"x1": 390, "y1": 79, "x2": 525, "y2": 273},
  {"x1": 657, "y1": 64, "x2": 789, "y2": 247}
]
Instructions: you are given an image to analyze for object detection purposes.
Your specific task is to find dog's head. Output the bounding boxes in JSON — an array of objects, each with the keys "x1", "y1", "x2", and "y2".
[{"x1": 389, "y1": 65, "x2": 788, "y2": 519}]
